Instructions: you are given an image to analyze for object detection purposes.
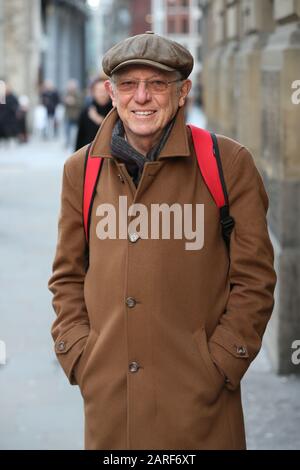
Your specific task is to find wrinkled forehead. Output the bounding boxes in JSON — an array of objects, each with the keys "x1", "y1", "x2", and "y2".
[{"x1": 113, "y1": 64, "x2": 176, "y2": 80}]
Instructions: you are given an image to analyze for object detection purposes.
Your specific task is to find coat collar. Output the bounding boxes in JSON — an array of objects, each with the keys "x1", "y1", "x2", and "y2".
[{"x1": 89, "y1": 105, "x2": 191, "y2": 159}]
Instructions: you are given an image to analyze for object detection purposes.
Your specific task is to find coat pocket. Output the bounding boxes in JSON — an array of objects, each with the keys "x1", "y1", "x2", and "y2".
[
  {"x1": 73, "y1": 329, "x2": 99, "y2": 390},
  {"x1": 193, "y1": 327, "x2": 225, "y2": 393}
]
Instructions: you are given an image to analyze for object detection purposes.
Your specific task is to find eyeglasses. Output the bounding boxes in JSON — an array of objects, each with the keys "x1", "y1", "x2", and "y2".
[{"x1": 114, "y1": 78, "x2": 182, "y2": 94}]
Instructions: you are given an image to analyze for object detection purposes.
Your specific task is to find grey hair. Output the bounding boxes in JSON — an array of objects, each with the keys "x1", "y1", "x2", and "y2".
[{"x1": 173, "y1": 71, "x2": 184, "y2": 93}]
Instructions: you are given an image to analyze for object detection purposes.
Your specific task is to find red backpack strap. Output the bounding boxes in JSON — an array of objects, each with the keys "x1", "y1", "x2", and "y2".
[
  {"x1": 188, "y1": 124, "x2": 235, "y2": 247},
  {"x1": 83, "y1": 143, "x2": 104, "y2": 243}
]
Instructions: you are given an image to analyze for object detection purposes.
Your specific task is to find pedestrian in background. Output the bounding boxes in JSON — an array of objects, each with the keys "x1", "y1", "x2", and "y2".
[
  {"x1": 17, "y1": 94, "x2": 29, "y2": 143},
  {"x1": 0, "y1": 84, "x2": 19, "y2": 145},
  {"x1": 63, "y1": 79, "x2": 82, "y2": 150},
  {"x1": 33, "y1": 101, "x2": 48, "y2": 140},
  {"x1": 75, "y1": 75, "x2": 112, "y2": 150},
  {"x1": 41, "y1": 80, "x2": 60, "y2": 139}
]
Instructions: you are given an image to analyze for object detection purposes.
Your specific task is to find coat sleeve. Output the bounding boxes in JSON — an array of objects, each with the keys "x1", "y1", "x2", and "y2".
[
  {"x1": 208, "y1": 146, "x2": 277, "y2": 391},
  {"x1": 48, "y1": 153, "x2": 90, "y2": 385}
]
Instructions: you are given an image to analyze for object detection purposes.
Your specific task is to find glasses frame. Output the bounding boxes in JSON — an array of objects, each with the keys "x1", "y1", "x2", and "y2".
[{"x1": 113, "y1": 78, "x2": 183, "y2": 94}]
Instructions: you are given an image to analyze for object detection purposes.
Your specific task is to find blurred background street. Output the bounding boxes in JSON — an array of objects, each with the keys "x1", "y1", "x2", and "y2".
[{"x1": 0, "y1": 0, "x2": 300, "y2": 450}]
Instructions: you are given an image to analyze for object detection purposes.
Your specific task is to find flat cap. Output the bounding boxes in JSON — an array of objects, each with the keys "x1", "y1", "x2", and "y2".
[{"x1": 102, "y1": 31, "x2": 194, "y2": 79}]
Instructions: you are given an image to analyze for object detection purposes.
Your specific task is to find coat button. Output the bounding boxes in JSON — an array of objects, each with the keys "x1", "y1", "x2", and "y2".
[
  {"x1": 126, "y1": 297, "x2": 136, "y2": 308},
  {"x1": 128, "y1": 232, "x2": 139, "y2": 243},
  {"x1": 129, "y1": 361, "x2": 140, "y2": 373},
  {"x1": 57, "y1": 341, "x2": 66, "y2": 352},
  {"x1": 236, "y1": 345, "x2": 247, "y2": 356}
]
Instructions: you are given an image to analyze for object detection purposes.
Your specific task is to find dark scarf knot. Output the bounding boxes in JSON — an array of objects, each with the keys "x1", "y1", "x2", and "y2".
[{"x1": 110, "y1": 116, "x2": 175, "y2": 186}]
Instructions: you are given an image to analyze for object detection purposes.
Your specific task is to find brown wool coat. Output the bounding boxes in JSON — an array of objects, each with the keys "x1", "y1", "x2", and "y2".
[{"x1": 48, "y1": 106, "x2": 277, "y2": 450}]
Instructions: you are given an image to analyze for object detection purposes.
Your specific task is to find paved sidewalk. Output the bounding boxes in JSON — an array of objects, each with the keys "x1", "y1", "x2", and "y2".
[
  {"x1": 0, "y1": 134, "x2": 299, "y2": 450},
  {"x1": 0, "y1": 138, "x2": 84, "y2": 449},
  {"x1": 243, "y1": 348, "x2": 300, "y2": 449}
]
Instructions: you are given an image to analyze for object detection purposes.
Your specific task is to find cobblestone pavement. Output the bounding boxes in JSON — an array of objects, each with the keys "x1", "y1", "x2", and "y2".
[{"x1": 0, "y1": 126, "x2": 299, "y2": 450}]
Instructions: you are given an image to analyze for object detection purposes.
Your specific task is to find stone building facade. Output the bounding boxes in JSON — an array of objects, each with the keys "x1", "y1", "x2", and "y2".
[
  {"x1": 0, "y1": 0, "x2": 88, "y2": 108},
  {"x1": 152, "y1": 0, "x2": 203, "y2": 99},
  {"x1": 41, "y1": 0, "x2": 88, "y2": 92},
  {"x1": 99, "y1": 0, "x2": 152, "y2": 59},
  {"x1": 201, "y1": 0, "x2": 300, "y2": 374},
  {"x1": 0, "y1": 0, "x2": 41, "y2": 109}
]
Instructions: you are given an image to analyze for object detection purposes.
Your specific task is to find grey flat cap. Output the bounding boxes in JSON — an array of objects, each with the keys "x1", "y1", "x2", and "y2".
[{"x1": 102, "y1": 31, "x2": 194, "y2": 79}]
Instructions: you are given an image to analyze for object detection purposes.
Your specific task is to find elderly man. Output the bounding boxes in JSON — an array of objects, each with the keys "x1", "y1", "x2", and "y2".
[{"x1": 48, "y1": 32, "x2": 276, "y2": 450}]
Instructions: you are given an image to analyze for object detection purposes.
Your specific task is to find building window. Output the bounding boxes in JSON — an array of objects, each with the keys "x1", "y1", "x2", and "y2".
[
  {"x1": 182, "y1": 17, "x2": 189, "y2": 33},
  {"x1": 181, "y1": 0, "x2": 189, "y2": 7},
  {"x1": 168, "y1": 17, "x2": 176, "y2": 33},
  {"x1": 197, "y1": 45, "x2": 202, "y2": 62}
]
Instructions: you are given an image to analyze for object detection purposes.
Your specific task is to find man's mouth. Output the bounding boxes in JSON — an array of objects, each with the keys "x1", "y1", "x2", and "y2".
[{"x1": 131, "y1": 110, "x2": 157, "y2": 116}]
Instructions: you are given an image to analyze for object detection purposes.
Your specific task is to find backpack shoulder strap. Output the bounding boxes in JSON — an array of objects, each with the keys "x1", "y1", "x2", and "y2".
[
  {"x1": 83, "y1": 143, "x2": 104, "y2": 243},
  {"x1": 188, "y1": 124, "x2": 235, "y2": 247}
]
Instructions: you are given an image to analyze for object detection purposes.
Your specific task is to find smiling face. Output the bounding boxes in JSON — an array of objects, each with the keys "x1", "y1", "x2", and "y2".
[{"x1": 104, "y1": 65, "x2": 191, "y2": 153}]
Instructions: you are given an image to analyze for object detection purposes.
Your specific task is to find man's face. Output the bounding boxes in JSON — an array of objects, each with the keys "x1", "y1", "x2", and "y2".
[{"x1": 104, "y1": 65, "x2": 191, "y2": 143}]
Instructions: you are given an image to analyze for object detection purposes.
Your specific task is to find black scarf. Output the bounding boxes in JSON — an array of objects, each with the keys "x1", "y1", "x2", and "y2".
[{"x1": 110, "y1": 116, "x2": 175, "y2": 187}]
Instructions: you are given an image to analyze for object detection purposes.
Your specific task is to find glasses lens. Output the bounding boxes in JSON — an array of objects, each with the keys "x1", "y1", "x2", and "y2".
[
  {"x1": 117, "y1": 80, "x2": 136, "y2": 92},
  {"x1": 116, "y1": 79, "x2": 170, "y2": 93},
  {"x1": 149, "y1": 80, "x2": 168, "y2": 93}
]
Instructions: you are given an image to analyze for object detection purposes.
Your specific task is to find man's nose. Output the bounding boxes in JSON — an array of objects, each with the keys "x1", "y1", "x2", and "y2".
[{"x1": 133, "y1": 81, "x2": 151, "y2": 103}]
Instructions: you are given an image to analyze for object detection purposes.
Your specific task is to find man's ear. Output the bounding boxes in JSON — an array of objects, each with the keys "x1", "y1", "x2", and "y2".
[
  {"x1": 104, "y1": 80, "x2": 116, "y2": 107},
  {"x1": 178, "y1": 79, "x2": 192, "y2": 107}
]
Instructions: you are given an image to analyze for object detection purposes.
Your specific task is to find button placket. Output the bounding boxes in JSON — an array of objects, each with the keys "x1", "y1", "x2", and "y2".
[
  {"x1": 131, "y1": 162, "x2": 162, "y2": 204},
  {"x1": 115, "y1": 163, "x2": 136, "y2": 196},
  {"x1": 117, "y1": 173, "x2": 125, "y2": 183}
]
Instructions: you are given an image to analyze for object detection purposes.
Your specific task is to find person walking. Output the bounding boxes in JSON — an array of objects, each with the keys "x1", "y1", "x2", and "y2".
[
  {"x1": 63, "y1": 79, "x2": 82, "y2": 150},
  {"x1": 75, "y1": 76, "x2": 112, "y2": 150}
]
